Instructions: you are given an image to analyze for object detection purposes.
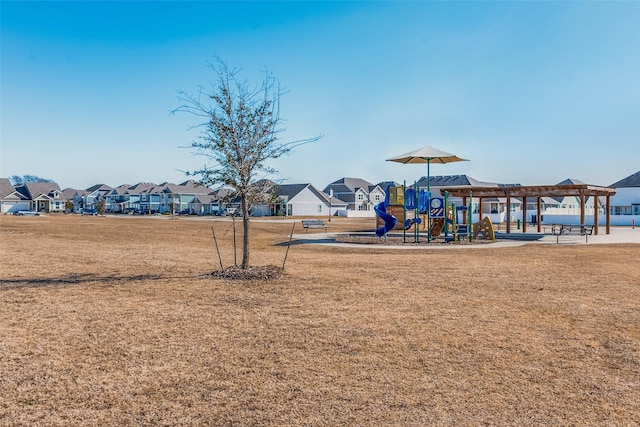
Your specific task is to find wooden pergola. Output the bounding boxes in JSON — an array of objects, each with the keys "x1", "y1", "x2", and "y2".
[{"x1": 439, "y1": 184, "x2": 617, "y2": 235}]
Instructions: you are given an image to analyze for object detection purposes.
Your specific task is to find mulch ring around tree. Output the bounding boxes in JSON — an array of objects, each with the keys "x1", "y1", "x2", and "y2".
[{"x1": 207, "y1": 265, "x2": 284, "y2": 281}]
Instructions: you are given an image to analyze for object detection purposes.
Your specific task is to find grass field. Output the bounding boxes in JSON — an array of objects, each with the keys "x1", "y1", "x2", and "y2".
[{"x1": 1, "y1": 214, "x2": 639, "y2": 426}]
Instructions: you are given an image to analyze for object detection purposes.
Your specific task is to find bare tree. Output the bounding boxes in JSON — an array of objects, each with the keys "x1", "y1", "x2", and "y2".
[
  {"x1": 174, "y1": 59, "x2": 321, "y2": 269},
  {"x1": 96, "y1": 198, "x2": 106, "y2": 216}
]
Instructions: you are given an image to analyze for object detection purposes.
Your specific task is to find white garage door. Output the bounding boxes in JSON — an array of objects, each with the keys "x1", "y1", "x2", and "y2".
[{"x1": 2, "y1": 201, "x2": 31, "y2": 214}]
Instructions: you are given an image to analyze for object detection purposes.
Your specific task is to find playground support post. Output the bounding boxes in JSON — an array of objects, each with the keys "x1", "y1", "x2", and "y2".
[
  {"x1": 414, "y1": 181, "x2": 419, "y2": 243},
  {"x1": 444, "y1": 191, "x2": 449, "y2": 238},
  {"x1": 451, "y1": 202, "x2": 457, "y2": 240},
  {"x1": 427, "y1": 187, "x2": 432, "y2": 243},
  {"x1": 403, "y1": 180, "x2": 407, "y2": 243},
  {"x1": 468, "y1": 191, "x2": 473, "y2": 242}
]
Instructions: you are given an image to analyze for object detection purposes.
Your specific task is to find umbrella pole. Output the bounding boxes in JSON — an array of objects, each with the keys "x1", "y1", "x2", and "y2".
[
  {"x1": 427, "y1": 159, "x2": 431, "y2": 242},
  {"x1": 403, "y1": 181, "x2": 407, "y2": 244}
]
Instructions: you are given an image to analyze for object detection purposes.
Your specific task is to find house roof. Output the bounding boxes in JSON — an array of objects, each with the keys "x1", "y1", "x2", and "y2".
[
  {"x1": 86, "y1": 184, "x2": 113, "y2": 192},
  {"x1": 191, "y1": 194, "x2": 219, "y2": 204},
  {"x1": 126, "y1": 182, "x2": 157, "y2": 195},
  {"x1": 274, "y1": 183, "x2": 309, "y2": 199},
  {"x1": 15, "y1": 181, "x2": 62, "y2": 199},
  {"x1": 548, "y1": 179, "x2": 585, "y2": 202},
  {"x1": 109, "y1": 184, "x2": 130, "y2": 195},
  {"x1": 556, "y1": 178, "x2": 585, "y2": 186},
  {"x1": 610, "y1": 171, "x2": 640, "y2": 188},
  {"x1": 310, "y1": 185, "x2": 349, "y2": 205},
  {"x1": 376, "y1": 181, "x2": 401, "y2": 191},
  {"x1": 327, "y1": 195, "x2": 348, "y2": 206},
  {"x1": 157, "y1": 182, "x2": 209, "y2": 194},
  {"x1": 416, "y1": 175, "x2": 497, "y2": 188},
  {"x1": 271, "y1": 183, "x2": 348, "y2": 206},
  {"x1": 61, "y1": 188, "x2": 84, "y2": 200},
  {"x1": 179, "y1": 179, "x2": 203, "y2": 187},
  {"x1": 0, "y1": 178, "x2": 17, "y2": 199},
  {"x1": 324, "y1": 183, "x2": 351, "y2": 194},
  {"x1": 324, "y1": 177, "x2": 374, "y2": 193}
]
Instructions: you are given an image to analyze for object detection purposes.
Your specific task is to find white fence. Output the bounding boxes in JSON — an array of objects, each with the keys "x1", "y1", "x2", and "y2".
[
  {"x1": 347, "y1": 210, "x2": 376, "y2": 218},
  {"x1": 541, "y1": 214, "x2": 640, "y2": 226},
  {"x1": 487, "y1": 210, "x2": 640, "y2": 227}
]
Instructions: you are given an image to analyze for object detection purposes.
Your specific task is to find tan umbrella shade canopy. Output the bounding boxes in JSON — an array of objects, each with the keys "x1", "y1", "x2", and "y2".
[
  {"x1": 386, "y1": 145, "x2": 469, "y2": 192},
  {"x1": 386, "y1": 145, "x2": 469, "y2": 242}
]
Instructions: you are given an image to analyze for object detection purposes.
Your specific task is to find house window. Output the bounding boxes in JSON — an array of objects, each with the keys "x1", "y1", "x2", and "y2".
[
  {"x1": 317, "y1": 205, "x2": 322, "y2": 213},
  {"x1": 375, "y1": 194, "x2": 381, "y2": 201},
  {"x1": 358, "y1": 193, "x2": 364, "y2": 201}
]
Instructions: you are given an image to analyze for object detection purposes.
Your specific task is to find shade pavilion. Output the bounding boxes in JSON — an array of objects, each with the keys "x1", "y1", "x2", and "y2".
[{"x1": 439, "y1": 183, "x2": 617, "y2": 235}]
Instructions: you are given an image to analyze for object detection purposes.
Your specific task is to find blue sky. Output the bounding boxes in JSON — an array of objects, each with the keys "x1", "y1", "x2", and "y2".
[{"x1": 2, "y1": 1, "x2": 639, "y2": 190}]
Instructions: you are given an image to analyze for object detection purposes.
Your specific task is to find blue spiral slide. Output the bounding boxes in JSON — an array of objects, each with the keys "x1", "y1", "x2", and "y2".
[{"x1": 374, "y1": 202, "x2": 398, "y2": 237}]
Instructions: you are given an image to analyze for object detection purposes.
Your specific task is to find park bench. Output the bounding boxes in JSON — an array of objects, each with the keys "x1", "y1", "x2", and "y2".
[
  {"x1": 551, "y1": 224, "x2": 594, "y2": 244},
  {"x1": 302, "y1": 219, "x2": 329, "y2": 233}
]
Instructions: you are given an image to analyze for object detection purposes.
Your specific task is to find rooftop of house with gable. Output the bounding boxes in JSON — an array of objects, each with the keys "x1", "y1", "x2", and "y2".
[
  {"x1": 610, "y1": 171, "x2": 640, "y2": 188},
  {"x1": 0, "y1": 178, "x2": 20, "y2": 199},
  {"x1": 15, "y1": 181, "x2": 62, "y2": 200}
]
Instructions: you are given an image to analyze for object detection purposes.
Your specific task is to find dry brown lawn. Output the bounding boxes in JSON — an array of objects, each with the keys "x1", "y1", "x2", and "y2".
[{"x1": 1, "y1": 214, "x2": 639, "y2": 426}]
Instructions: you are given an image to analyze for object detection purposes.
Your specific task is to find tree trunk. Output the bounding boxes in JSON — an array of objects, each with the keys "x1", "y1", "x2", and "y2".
[{"x1": 241, "y1": 197, "x2": 250, "y2": 269}]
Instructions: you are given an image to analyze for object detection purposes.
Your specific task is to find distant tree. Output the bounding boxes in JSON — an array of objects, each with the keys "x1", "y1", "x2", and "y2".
[
  {"x1": 174, "y1": 59, "x2": 321, "y2": 269},
  {"x1": 9, "y1": 175, "x2": 55, "y2": 186},
  {"x1": 96, "y1": 199, "x2": 106, "y2": 216},
  {"x1": 64, "y1": 200, "x2": 74, "y2": 214}
]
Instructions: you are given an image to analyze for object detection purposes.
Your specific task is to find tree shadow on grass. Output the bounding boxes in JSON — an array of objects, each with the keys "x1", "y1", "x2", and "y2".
[{"x1": 0, "y1": 273, "x2": 196, "y2": 291}]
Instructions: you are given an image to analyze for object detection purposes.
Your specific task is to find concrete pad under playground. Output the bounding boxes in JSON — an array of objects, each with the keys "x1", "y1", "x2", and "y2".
[{"x1": 293, "y1": 226, "x2": 640, "y2": 249}]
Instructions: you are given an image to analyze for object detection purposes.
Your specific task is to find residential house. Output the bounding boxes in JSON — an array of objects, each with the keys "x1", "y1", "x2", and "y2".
[
  {"x1": 541, "y1": 179, "x2": 609, "y2": 222},
  {"x1": 84, "y1": 184, "x2": 113, "y2": 211},
  {"x1": 123, "y1": 182, "x2": 157, "y2": 214},
  {"x1": 101, "y1": 180, "x2": 213, "y2": 214},
  {"x1": 548, "y1": 179, "x2": 585, "y2": 213},
  {"x1": 189, "y1": 194, "x2": 221, "y2": 215},
  {"x1": 188, "y1": 189, "x2": 235, "y2": 215},
  {"x1": 155, "y1": 180, "x2": 212, "y2": 214},
  {"x1": 105, "y1": 184, "x2": 130, "y2": 213},
  {"x1": 0, "y1": 178, "x2": 30, "y2": 214},
  {"x1": 60, "y1": 187, "x2": 88, "y2": 213},
  {"x1": 15, "y1": 181, "x2": 64, "y2": 213},
  {"x1": 609, "y1": 170, "x2": 640, "y2": 226},
  {"x1": 252, "y1": 183, "x2": 348, "y2": 217},
  {"x1": 323, "y1": 178, "x2": 385, "y2": 217}
]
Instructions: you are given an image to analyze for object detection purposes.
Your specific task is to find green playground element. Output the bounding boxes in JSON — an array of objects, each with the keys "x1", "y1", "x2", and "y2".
[{"x1": 383, "y1": 185, "x2": 491, "y2": 244}]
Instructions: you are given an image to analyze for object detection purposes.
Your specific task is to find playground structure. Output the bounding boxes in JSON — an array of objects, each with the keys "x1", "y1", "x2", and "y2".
[{"x1": 374, "y1": 183, "x2": 495, "y2": 243}]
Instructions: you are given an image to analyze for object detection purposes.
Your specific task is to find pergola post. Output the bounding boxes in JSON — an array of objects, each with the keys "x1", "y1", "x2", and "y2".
[
  {"x1": 462, "y1": 196, "x2": 467, "y2": 224},
  {"x1": 506, "y1": 195, "x2": 511, "y2": 233},
  {"x1": 537, "y1": 196, "x2": 542, "y2": 233},
  {"x1": 522, "y1": 196, "x2": 527, "y2": 233},
  {"x1": 478, "y1": 198, "x2": 483, "y2": 223},
  {"x1": 606, "y1": 195, "x2": 611, "y2": 235},
  {"x1": 580, "y1": 191, "x2": 586, "y2": 225},
  {"x1": 594, "y1": 196, "x2": 599, "y2": 235}
]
